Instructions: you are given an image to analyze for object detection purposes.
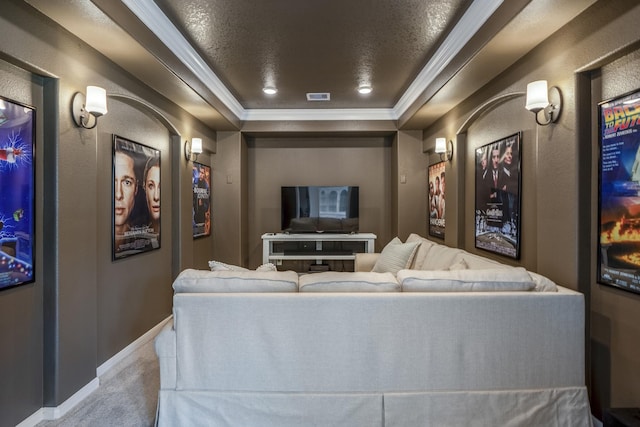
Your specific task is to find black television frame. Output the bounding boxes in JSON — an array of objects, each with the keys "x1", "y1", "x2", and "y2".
[{"x1": 281, "y1": 186, "x2": 359, "y2": 233}]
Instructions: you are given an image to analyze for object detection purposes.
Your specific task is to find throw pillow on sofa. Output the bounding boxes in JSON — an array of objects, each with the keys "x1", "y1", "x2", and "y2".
[
  {"x1": 405, "y1": 233, "x2": 435, "y2": 269},
  {"x1": 448, "y1": 258, "x2": 469, "y2": 270},
  {"x1": 173, "y1": 269, "x2": 299, "y2": 293},
  {"x1": 371, "y1": 237, "x2": 420, "y2": 275},
  {"x1": 208, "y1": 260, "x2": 249, "y2": 271},
  {"x1": 528, "y1": 271, "x2": 558, "y2": 292},
  {"x1": 397, "y1": 267, "x2": 535, "y2": 292},
  {"x1": 299, "y1": 271, "x2": 400, "y2": 292},
  {"x1": 209, "y1": 260, "x2": 278, "y2": 272}
]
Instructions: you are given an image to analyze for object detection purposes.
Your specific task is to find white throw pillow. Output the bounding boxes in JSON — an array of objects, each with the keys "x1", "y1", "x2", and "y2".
[
  {"x1": 371, "y1": 237, "x2": 420, "y2": 275},
  {"x1": 256, "y1": 263, "x2": 278, "y2": 272},
  {"x1": 398, "y1": 267, "x2": 535, "y2": 292},
  {"x1": 299, "y1": 271, "x2": 400, "y2": 292},
  {"x1": 419, "y1": 244, "x2": 463, "y2": 270},
  {"x1": 448, "y1": 258, "x2": 469, "y2": 271},
  {"x1": 173, "y1": 269, "x2": 298, "y2": 293},
  {"x1": 528, "y1": 271, "x2": 558, "y2": 292},
  {"x1": 209, "y1": 261, "x2": 278, "y2": 272},
  {"x1": 405, "y1": 233, "x2": 435, "y2": 269},
  {"x1": 208, "y1": 260, "x2": 249, "y2": 271}
]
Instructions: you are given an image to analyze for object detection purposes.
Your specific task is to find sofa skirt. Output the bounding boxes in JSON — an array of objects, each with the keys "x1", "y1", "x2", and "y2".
[
  {"x1": 156, "y1": 391, "x2": 383, "y2": 427},
  {"x1": 156, "y1": 386, "x2": 591, "y2": 427}
]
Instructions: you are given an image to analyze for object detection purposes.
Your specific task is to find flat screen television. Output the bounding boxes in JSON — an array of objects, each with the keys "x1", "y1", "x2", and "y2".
[{"x1": 281, "y1": 186, "x2": 359, "y2": 233}]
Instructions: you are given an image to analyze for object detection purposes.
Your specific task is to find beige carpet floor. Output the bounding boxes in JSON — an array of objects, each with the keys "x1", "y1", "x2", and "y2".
[{"x1": 36, "y1": 337, "x2": 159, "y2": 427}]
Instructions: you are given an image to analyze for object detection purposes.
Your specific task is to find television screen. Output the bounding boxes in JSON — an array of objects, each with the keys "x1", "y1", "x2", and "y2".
[{"x1": 281, "y1": 186, "x2": 359, "y2": 233}]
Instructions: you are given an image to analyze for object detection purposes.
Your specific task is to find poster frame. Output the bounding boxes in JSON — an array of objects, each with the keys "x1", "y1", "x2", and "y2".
[
  {"x1": 597, "y1": 88, "x2": 640, "y2": 295},
  {"x1": 428, "y1": 161, "x2": 446, "y2": 239},
  {"x1": 112, "y1": 135, "x2": 161, "y2": 260},
  {"x1": 0, "y1": 95, "x2": 35, "y2": 291},
  {"x1": 192, "y1": 161, "x2": 211, "y2": 239},
  {"x1": 474, "y1": 131, "x2": 522, "y2": 259}
]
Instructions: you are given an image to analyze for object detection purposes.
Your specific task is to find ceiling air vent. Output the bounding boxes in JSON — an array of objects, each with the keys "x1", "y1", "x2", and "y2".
[{"x1": 306, "y1": 92, "x2": 331, "y2": 101}]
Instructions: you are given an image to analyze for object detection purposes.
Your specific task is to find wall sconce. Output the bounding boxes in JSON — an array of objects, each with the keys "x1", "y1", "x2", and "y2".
[
  {"x1": 72, "y1": 86, "x2": 108, "y2": 129},
  {"x1": 525, "y1": 80, "x2": 562, "y2": 126},
  {"x1": 435, "y1": 137, "x2": 453, "y2": 161},
  {"x1": 184, "y1": 137, "x2": 203, "y2": 161}
]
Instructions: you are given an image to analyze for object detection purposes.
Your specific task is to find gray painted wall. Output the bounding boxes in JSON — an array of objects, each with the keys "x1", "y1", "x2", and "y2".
[
  {"x1": 0, "y1": 1, "x2": 214, "y2": 425},
  {"x1": 422, "y1": 0, "x2": 640, "y2": 417},
  {"x1": 0, "y1": 55, "x2": 44, "y2": 427},
  {"x1": 245, "y1": 136, "x2": 395, "y2": 268}
]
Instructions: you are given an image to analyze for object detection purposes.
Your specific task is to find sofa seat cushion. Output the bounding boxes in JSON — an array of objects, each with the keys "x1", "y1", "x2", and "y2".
[
  {"x1": 173, "y1": 269, "x2": 298, "y2": 293},
  {"x1": 299, "y1": 271, "x2": 400, "y2": 292},
  {"x1": 371, "y1": 237, "x2": 420, "y2": 275},
  {"x1": 397, "y1": 267, "x2": 535, "y2": 292}
]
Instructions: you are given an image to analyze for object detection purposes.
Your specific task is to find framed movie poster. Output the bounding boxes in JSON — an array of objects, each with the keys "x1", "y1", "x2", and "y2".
[
  {"x1": 428, "y1": 161, "x2": 446, "y2": 238},
  {"x1": 112, "y1": 135, "x2": 161, "y2": 260},
  {"x1": 598, "y1": 89, "x2": 640, "y2": 295},
  {"x1": 0, "y1": 96, "x2": 35, "y2": 291},
  {"x1": 192, "y1": 162, "x2": 211, "y2": 238},
  {"x1": 474, "y1": 132, "x2": 522, "y2": 259}
]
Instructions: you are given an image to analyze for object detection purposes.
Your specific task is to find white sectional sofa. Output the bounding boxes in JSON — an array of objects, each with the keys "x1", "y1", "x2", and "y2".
[{"x1": 154, "y1": 234, "x2": 592, "y2": 426}]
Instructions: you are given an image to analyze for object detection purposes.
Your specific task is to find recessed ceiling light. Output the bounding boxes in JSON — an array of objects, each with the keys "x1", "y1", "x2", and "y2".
[
  {"x1": 358, "y1": 85, "x2": 372, "y2": 94},
  {"x1": 263, "y1": 86, "x2": 277, "y2": 95}
]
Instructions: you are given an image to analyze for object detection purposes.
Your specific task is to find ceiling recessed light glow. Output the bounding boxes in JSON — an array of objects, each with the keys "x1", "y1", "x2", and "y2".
[
  {"x1": 263, "y1": 86, "x2": 277, "y2": 95},
  {"x1": 358, "y1": 85, "x2": 372, "y2": 94}
]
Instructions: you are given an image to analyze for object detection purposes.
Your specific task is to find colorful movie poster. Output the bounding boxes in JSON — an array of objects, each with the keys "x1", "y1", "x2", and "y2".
[
  {"x1": 192, "y1": 162, "x2": 211, "y2": 238},
  {"x1": 474, "y1": 132, "x2": 522, "y2": 259},
  {"x1": 598, "y1": 90, "x2": 640, "y2": 295},
  {"x1": 428, "y1": 161, "x2": 446, "y2": 238},
  {"x1": 112, "y1": 135, "x2": 161, "y2": 260},
  {"x1": 0, "y1": 97, "x2": 34, "y2": 291}
]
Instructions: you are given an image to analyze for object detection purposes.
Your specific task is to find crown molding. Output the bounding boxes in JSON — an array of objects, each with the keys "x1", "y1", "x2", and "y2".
[
  {"x1": 392, "y1": 0, "x2": 503, "y2": 117},
  {"x1": 121, "y1": 0, "x2": 245, "y2": 118},
  {"x1": 242, "y1": 108, "x2": 396, "y2": 122}
]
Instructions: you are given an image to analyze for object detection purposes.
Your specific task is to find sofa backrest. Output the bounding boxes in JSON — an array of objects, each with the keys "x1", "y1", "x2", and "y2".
[
  {"x1": 406, "y1": 233, "x2": 504, "y2": 271},
  {"x1": 173, "y1": 268, "x2": 299, "y2": 293},
  {"x1": 171, "y1": 290, "x2": 585, "y2": 393}
]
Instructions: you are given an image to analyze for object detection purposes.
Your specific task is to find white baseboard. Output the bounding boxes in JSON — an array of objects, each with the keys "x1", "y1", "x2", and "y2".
[
  {"x1": 15, "y1": 377, "x2": 100, "y2": 426},
  {"x1": 42, "y1": 377, "x2": 100, "y2": 420},
  {"x1": 15, "y1": 409, "x2": 43, "y2": 427},
  {"x1": 16, "y1": 315, "x2": 172, "y2": 427},
  {"x1": 97, "y1": 315, "x2": 172, "y2": 377},
  {"x1": 592, "y1": 414, "x2": 603, "y2": 427}
]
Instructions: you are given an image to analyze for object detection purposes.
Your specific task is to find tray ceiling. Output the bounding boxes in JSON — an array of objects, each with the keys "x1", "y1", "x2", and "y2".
[{"x1": 24, "y1": 0, "x2": 597, "y2": 131}]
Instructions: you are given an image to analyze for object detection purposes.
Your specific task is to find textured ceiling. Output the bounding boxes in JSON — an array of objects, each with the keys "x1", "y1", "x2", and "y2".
[
  {"x1": 154, "y1": 0, "x2": 471, "y2": 109},
  {"x1": 24, "y1": 0, "x2": 598, "y2": 131}
]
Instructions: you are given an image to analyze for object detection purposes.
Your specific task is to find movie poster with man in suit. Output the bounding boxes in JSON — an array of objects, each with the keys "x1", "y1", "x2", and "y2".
[
  {"x1": 112, "y1": 135, "x2": 161, "y2": 260},
  {"x1": 474, "y1": 132, "x2": 522, "y2": 259},
  {"x1": 192, "y1": 162, "x2": 211, "y2": 238}
]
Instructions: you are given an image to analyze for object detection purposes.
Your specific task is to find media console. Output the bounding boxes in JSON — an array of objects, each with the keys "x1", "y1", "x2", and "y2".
[{"x1": 261, "y1": 233, "x2": 377, "y2": 266}]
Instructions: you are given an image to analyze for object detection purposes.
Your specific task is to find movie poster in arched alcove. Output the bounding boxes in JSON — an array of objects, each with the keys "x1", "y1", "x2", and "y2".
[
  {"x1": 112, "y1": 135, "x2": 161, "y2": 260},
  {"x1": 474, "y1": 132, "x2": 522, "y2": 259},
  {"x1": 598, "y1": 88, "x2": 640, "y2": 295},
  {"x1": 0, "y1": 95, "x2": 34, "y2": 290}
]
